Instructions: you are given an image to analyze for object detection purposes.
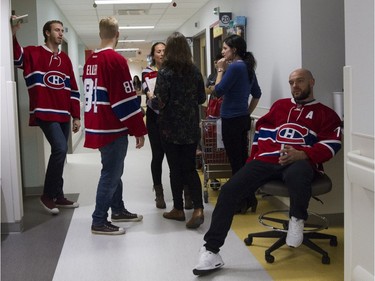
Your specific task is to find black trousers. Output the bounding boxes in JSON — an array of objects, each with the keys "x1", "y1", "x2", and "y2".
[
  {"x1": 204, "y1": 159, "x2": 315, "y2": 253},
  {"x1": 163, "y1": 141, "x2": 204, "y2": 210},
  {"x1": 221, "y1": 115, "x2": 255, "y2": 212},
  {"x1": 146, "y1": 108, "x2": 165, "y2": 186},
  {"x1": 221, "y1": 115, "x2": 251, "y2": 175}
]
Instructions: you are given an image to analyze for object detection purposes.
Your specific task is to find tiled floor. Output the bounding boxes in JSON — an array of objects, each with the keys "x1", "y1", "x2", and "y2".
[
  {"x1": 1, "y1": 135, "x2": 343, "y2": 281},
  {"x1": 55, "y1": 136, "x2": 273, "y2": 281}
]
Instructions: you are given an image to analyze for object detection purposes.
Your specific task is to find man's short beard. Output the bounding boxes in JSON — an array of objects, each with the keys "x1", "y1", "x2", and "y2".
[{"x1": 294, "y1": 86, "x2": 311, "y2": 102}]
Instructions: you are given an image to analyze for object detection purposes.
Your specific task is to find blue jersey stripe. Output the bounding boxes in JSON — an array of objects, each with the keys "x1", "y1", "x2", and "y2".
[
  {"x1": 85, "y1": 127, "x2": 128, "y2": 135},
  {"x1": 112, "y1": 96, "x2": 140, "y2": 121}
]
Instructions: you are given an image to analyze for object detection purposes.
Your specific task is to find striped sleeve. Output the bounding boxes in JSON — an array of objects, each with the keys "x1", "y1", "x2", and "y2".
[{"x1": 13, "y1": 37, "x2": 24, "y2": 68}]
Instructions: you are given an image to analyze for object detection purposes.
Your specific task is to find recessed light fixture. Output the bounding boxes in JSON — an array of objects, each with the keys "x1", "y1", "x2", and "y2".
[
  {"x1": 115, "y1": 48, "x2": 140, "y2": 52},
  {"x1": 95, "y1": 0, "x2": 172, "y2": 4},
  {"x1": 119, "y1": 26, "x2": 154, "y2": 30},
  {"x1": 118, "y1": 39, "x2": 146, "y2": 43}
]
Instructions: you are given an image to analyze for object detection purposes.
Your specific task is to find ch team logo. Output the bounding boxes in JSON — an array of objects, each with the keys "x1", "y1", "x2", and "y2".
[
  {"x1": 43, "y1": 71, "x2": 66, "y2": 90},
  {"x1": 276, "y1": 123, "x2": 308, "y2": 145}
]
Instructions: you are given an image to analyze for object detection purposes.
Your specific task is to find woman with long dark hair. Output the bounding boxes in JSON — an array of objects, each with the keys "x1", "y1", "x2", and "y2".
[
  {"x1": 133, "y1": 75, "x2": 143, "y2": 110},
  {"x1": 214, "y1": 34, "x2": 262, "y2": 212},
  {"x1": 154, "y1": 32, "x2": 206, "y2": 229}
]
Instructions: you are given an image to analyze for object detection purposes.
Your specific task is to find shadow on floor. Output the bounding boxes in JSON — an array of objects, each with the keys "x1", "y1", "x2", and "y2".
[{"x1": 1, "y1": 194, "x2": 79, "y2": 281}]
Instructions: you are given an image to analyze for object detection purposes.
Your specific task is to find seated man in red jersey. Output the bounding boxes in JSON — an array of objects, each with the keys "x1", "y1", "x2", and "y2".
[{"x1": 193, "y1": 68, "x2": 342, "y2": 275}]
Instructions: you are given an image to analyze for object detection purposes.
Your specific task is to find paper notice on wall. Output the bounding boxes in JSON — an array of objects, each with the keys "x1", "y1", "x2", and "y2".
[{"x1": 216, "y1": 118, "x2": 224, "y2": 148}]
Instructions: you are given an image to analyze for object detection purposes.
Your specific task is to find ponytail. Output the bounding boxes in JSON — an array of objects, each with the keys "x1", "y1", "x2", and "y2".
[
  {"x1": 223, "y1": 34, "x2": 257, "y2": 81},
  {"x1": 243, "y1": 52, "x2": 256, "y2": 81}
]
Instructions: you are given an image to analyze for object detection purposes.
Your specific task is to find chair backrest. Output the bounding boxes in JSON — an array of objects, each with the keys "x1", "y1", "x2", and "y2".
[{"x1": 259, "y1": 173, "x2": 332, "y2": 197}]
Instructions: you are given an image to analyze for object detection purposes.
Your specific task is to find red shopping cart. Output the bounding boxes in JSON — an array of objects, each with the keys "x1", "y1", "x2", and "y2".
[{"x1": 200, "y1": 119, "x2": 232, "y2": 203}]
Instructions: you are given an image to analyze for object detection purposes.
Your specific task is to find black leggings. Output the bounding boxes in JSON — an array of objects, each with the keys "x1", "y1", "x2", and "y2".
[
  {"x1": 221, "y1": 115, "x2": 251, "y2": 175},
  {"x1": 163, "y1": 142, "x2": 203, "y2": 210},
  {"x1": 146, "y1": 108, "x2": 165, "y2": 186}
]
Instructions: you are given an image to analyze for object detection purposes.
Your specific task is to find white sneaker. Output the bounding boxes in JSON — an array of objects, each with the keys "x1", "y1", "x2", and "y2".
[
  {"x1": 286, "y1": 216, "x2": 304, "y2": 248},
  {"x1": 193, "y1": 247, "x2": 224, "y2": 276}
]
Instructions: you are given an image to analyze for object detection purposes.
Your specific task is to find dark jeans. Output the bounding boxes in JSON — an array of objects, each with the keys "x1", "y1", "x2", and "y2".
[
  {"x1": 92, "y1": 135, "x2": 128, "y2": 226},
  {"x1": 204, "y1": 159, "x2": 315, "y2": 253},
  {"x1": 163, "y1": 141, "x2": 203, "y2": 210},
  {"x1": 36, "y1": 119, "x2": 70, "y2": 199},
  {"x1": 221, "y1": 115, "x2": 251, "y2": 175},
  {"x1": 146, "y1": 108, "x2": 165, "y2": 186}
]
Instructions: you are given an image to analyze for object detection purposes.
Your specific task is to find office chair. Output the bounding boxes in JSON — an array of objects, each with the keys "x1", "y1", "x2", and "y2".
[{"x1": 244, "y1": 173, "x2": 337, "y2": 264}]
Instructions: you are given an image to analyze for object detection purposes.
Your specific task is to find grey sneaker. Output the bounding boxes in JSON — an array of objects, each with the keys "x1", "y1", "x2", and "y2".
[
  {"x1": 91, "y1": 221, "x2": 125, "y2": 235},
  {"x1": 111, "y1": 209, "x2": 143, "y2": 222},
  {"x1": 193, "y1": 247, "x2": 224, "y2": 276},
  {"x1": 286, "y1": 216, "x2": 304, "y2": 247}
]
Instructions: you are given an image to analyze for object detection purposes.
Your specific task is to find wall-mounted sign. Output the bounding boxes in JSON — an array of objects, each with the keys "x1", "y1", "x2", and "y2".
[
  {"x1": 219, "y1": 12, "x2": 232, "y2": 27},
  {"x1": 226, "y1": 16, "x2": 247, "y2": 39},
  {"x1": 213, "y1": 25, "x2": 223, "y2": 38},
  {"x1": 234, "y1": 16, "x2": 246, "y2": 26}
]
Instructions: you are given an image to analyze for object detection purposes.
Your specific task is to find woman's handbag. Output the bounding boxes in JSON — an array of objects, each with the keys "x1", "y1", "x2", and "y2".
[{"x1": 206, "y1": 96, "x2": 223, "y2": 118}]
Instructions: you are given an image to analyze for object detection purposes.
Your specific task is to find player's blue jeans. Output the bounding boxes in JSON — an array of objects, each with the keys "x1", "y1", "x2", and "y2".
[
  {"x1": 204, "y1": 159, "x2": 315, "y2": 253},
  {"x1": 92, "y1": 135, "x2": 128, "y2": 226},
  {"x1": 36, "y1": 119, "x2": 70, "y2": 199}
]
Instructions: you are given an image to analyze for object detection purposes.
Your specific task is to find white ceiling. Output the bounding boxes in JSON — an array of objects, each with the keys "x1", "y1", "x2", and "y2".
[{"x1": 54, "y1": 0, "x2": 211, "y2": 61}]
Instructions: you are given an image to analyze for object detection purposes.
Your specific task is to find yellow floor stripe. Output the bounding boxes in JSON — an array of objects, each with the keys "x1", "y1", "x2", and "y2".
[{"x1": 204, "y1": 179, "x2": 344, "y2": 281}]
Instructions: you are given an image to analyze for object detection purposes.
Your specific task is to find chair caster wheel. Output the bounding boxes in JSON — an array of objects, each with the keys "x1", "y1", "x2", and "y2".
[
  {"x1": 265, "y1": 254, "x2": 275, "y2": 263},
  {"x1": 322, "y1": 255, "x2": 330, "y2": 264},
  {"x1": 244, "y1": 237, "x2": 253, "y2": 246},
  {"x1": 330, "y1": 237, "x2": 338, "y2": 246},
  {"x1": 210, "y1": 180, "x2": 221, "y2": 190}
]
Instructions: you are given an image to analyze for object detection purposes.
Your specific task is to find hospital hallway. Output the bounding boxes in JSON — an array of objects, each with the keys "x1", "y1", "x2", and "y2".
[{"x1": 1, "y1": 136, "x2": 344, "y2": 281}]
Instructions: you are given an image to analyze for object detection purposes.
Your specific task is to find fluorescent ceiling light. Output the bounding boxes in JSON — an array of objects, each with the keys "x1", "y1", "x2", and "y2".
[
  {"x1": 95, "y1": 0, "x2": 172, "y2": 4},
  {"x1": 119, "y1": 26, "x2": 154, "y2": 30},
  {"x1": 115, "y1": 48, "x2": 140, "y2": 52},
  {"x1": 118, "y1": 39, "x2": 146, "y2": 42}
]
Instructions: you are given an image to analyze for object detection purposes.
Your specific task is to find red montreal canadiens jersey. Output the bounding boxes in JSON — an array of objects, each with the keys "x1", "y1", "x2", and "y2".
[
  {"x1": 83, "y1": 47, "x2": 147, "y2": 149},
  {"x1": 249, "y1": 98, "x2": 342, "y2": 170},
  {"x1": 13, "y1": 37, "x2": 81, "y2": 126}
]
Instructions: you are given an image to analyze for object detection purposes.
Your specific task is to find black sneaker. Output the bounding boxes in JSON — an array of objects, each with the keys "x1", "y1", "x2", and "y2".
[
  {"x1": 91, "y1": 221, "x2": 125, "y2": 235},
  {"x1": 111, "y1": 209, "x2": 143, "y2": 222}
]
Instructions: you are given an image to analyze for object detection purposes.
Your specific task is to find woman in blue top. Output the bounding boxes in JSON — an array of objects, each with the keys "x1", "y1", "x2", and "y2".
[{"x1": 214, "y1": 34, "x2": 262, "y2": 212}]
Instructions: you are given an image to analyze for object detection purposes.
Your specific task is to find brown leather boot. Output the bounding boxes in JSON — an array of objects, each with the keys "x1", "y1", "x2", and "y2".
[
  {"x1": 163, "y1": 208, "x2": 185, "y2": 221},
  {"x1": 186, "y1": 208, "x2": 204, "y2": 229},
  {"x1": 183, "y1": 185, "x2": 193, "y2": 210},
  {"x1": 154, "y1": 185, "x2": 166, "y2": 209}
]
